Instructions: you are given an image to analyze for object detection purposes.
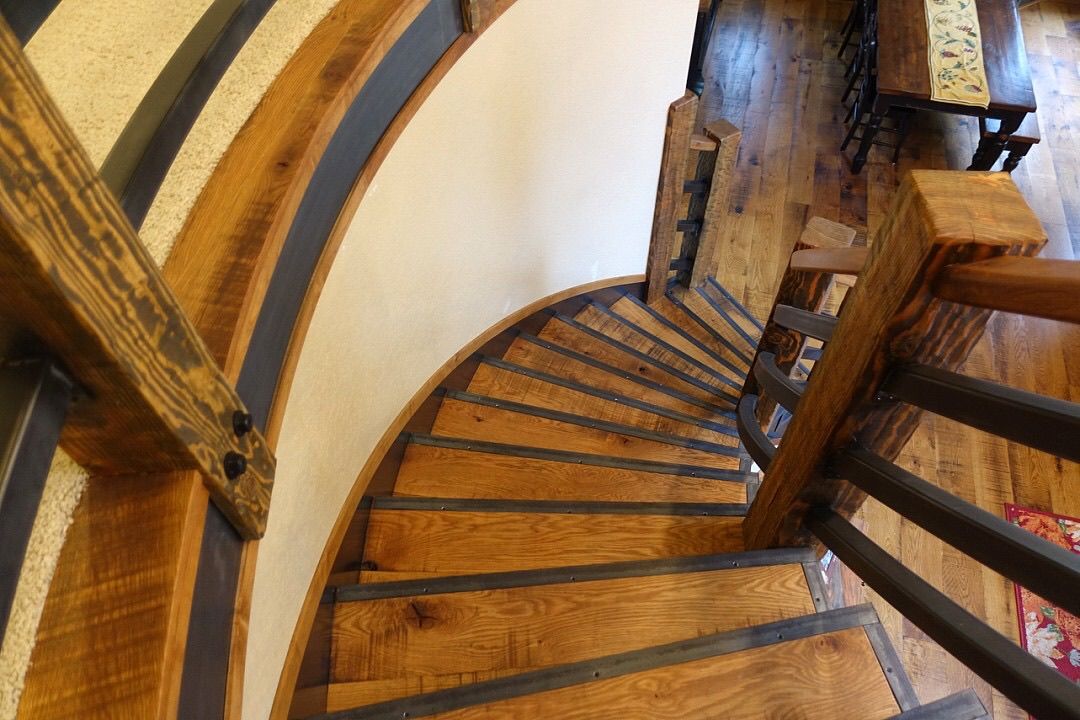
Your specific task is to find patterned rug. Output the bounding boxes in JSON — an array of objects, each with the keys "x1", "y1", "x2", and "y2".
[
  {"x1": 1006, "y1": 504, "x2": 1080, "y2": 682},
  {"x1": 925, "y1": 0, "x2": 991, "y2": 107}
]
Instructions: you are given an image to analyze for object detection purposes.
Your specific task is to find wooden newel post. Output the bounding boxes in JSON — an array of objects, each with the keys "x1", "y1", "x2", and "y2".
[
  {"x1": 688, "y1": 119, "x2": 740, "y2": 288},
  {"x1": 645, "y1": 92, "x2": 698, "y2": 305},
  {"x1": 742, "y1": 217, "x2": 856, "y2": 428},
  {"x1": 744, "y1": 171, "x2": 1046, "y2": 550}
]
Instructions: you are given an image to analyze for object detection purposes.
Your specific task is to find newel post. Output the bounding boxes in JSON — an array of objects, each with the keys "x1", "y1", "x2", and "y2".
[{"x1": 744, "y1": 171, "x2": 1046, "y2": 549}]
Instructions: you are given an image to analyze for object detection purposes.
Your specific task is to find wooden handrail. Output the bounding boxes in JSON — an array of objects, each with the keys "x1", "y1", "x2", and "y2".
[
  {"x1": 0, "y1": 19, "x2": 273, "y2": 539},
  {"x1": 935, "y1": 255, "x2": 1080, "y2": 325},
  {"x1": 744, "y1": 170, "x2": 1046, "y2": 548},
  {"x1": 789, "y1": 246, "x2": 868, "y2": 275}
]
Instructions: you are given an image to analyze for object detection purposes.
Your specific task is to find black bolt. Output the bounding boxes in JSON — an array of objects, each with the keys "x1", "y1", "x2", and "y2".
[
  {"x1": 233, "y1": 410, "x2": 254, "y2": 437},
  {"x1": 224, "y1": 452, "x2": 247, "y2": 479}
]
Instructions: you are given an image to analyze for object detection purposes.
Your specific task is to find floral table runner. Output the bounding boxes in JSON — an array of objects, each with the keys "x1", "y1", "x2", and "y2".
[{"x1": 925, "y1": 0, "x2": 991, "y2": 107}]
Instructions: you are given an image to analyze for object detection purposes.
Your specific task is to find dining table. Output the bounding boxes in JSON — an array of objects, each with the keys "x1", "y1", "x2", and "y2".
[{"x1": 850, "y1": 0, "x2": 1037, "y2": 173}]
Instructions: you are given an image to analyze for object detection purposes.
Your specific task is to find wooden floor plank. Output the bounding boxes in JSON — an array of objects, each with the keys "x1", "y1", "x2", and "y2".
[
  {"x1": 430, "y1": 398, "x2": 741, "y2": 470},
  {"x1": 428, "y1": 627, "x2": 900, "y2": 720},
  {"x1": 395, "y1": 443, "x2": 747, "y2": 503},
  {"x1": 534, "y1": 317, "x2": 727, "y2": 406},
  {"x1": 331, "y1": 565, "x2": 815, "y2": 689},
  {"x1": 501, "y1": 336, "x2": 730, "y2": 422},
  {"x1": 466, "y1": 363, "x2": 738, "y2": 446},
  {"x1": 361, "y1": 510, "x2": 744, "y2": 574}
]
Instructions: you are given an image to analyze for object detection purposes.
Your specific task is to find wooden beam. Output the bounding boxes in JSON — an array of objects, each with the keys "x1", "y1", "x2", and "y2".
[
  {"x1": 0, "y1": 19, "x2": 273, "y2": 538},
  {"x1": 934, "y1": 256, "x2": 1080, "y2": 325},
  {"x1": 645, "y1": 92, "x2": 698, "y2": 305},
  {"x1": 789, "y1": 246, "x2": 868, "y2": 276},
  {"x1": 743, "y1": 217, "x2": 856, "y2": 427},
  {"x1": 744, "y1": 171, "x2": 1046, "y2": 549},
  {"x1": 689, "y1": 119, "x2": 741, "y2": 288}
]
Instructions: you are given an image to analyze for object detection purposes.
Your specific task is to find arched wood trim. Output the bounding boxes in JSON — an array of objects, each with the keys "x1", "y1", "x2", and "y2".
[{"x1": 269, "y1": 274, "x2": 646, "y2": 719}]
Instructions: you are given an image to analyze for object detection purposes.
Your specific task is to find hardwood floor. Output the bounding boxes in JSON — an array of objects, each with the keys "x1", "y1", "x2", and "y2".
[{"x1": 698, "y1": 0, "x2": 1080, "y2": 716}]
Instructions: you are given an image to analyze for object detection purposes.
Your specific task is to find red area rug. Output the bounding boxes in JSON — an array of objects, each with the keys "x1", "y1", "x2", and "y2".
[{"x1": 1006, "y1": 503, "x2": 1080, "y2": 683}]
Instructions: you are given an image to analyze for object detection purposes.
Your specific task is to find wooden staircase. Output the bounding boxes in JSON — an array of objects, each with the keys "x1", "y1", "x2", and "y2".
[{"x1": 292, "y1": 278, "x2": 987, "y2": 719}]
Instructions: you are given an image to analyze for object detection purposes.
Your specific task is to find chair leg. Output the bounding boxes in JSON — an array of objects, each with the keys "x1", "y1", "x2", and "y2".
[{"x1": 841, "y1": 115, "x2": 861, "y2": 151}]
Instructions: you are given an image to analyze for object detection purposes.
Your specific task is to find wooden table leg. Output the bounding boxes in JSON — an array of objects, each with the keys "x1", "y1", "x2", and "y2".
[
  {"x1": 968, "y1": 114, "x2": 1023, "y2": 171},
  {"x1": 850, "y1": 112, "x2": 883, "y2": 174}
]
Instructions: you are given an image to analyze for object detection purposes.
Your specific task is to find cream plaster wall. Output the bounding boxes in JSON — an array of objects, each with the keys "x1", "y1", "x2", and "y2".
[{"x1": 245, "y1": 1, "x2": 699, "y2": 717}]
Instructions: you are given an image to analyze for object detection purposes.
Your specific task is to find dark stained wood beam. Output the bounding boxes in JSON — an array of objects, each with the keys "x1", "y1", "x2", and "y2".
[
  {"x1": 0, "y1": 18, "x2": 273, "y2": 539},
  {"x1": 744, "y1": 171, "x2": 1046, "y2": 549}
]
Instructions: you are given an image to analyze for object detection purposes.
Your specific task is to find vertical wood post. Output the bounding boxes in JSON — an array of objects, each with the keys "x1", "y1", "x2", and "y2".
[
  {"x1": 689, "y1": 119, "x2": 740, "y2": 288},
  {"x1": 742, "y1": 217, "x2": 856, "y2": 427},
  {"x1": 744, "y1": 171, "x2": 1046, "y2": 549},
  {"x1": 645, "y1": 92, "x2": 698, "y2": 305}
]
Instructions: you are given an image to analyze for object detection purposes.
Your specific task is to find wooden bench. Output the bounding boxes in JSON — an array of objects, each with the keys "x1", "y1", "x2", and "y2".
[{"x1": 980, "y1": 113, "x2": 1040, "y2": 172}]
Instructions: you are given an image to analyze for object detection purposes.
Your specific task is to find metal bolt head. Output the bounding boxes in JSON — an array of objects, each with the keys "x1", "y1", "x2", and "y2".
[
  {"x1": 223, "y1": 452, "x2": 247, "y2": 479},
  {"x1": 232, "y1": 410, "x2": 254, "y2": 437}
]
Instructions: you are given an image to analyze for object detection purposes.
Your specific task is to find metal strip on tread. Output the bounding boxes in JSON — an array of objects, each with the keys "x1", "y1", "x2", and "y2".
[
  {"x1": 315, "y1": 605, "x2": 880, "y2": 720},
  {"x1": 587, "y1": 302, "x2": 744, "y2": 394},
  {"x1": 370, "y1": 496, "x2": 748, "y2": 516},
  {"x1": 549, "y1": 312, "x2": 735, "y2": 402},
  {"x1": 865, "y1": 622, "x2": 920, "y2": 711},
  {"x1": 517, "y1": 332, "x2": 737, "y2": 419},
  {"x1": 801, "y1": 561, "x2": 830, "y2": 613},
  {"x1": 479, "y1": 356, "x2": 738, "y2": 436},
  {"x1": 622, "y1": 294, "x2": 749, "y2": 378},
  {"x1": 695, "y1": 285, "x2": 760, "y2": 349},
  {"x1": 408, "y1": 434, "x2": 754, "y2": 482},
  {"x1": 443, "y1": 389, "x2": 746, "y2": 458},
  {"x1": 885, "y1": 691, "x2": 988, "y2": 720},
  {"x1": 664, "y1": 289, "x2": 753, "y2": 366},
  {"x1": 332, "y1": 548, "x2": 816, "y2": 602},
  {"x1": 706, "y1": 276, "x2": 766, "y2": 331}
]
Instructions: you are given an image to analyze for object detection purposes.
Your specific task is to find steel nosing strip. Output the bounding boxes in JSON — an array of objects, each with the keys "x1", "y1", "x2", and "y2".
[
  {"x1": 706, "y1": 276, "x2": 766, "y2": 332},
  {"x1": 517, "y1": 332, "x2": 737, "y2": 419},
  {"x1": 622, "y1": 294, "x2": 750, "y2": 378},
  {"x1": 479, "y1": 356, "x2": 738, "y2": 437},
  {"x1": 331, "y1": 548, "x2": 816, "y2": 602},
  {"x1": 315, "y1": 605, "x2": 879, "y2": 720},
  {"x1": 885, "y1": 691, "x2": 988, "y2": 720},
  {"x1": 549, "y1": 312, "x2": 736, "y2": 402},
  {"x1": 370, "y1": 496, "x2": 748, "y2": 516},
  {"x1": 588, "y1": 302, "x2": 744, "y2": 394},
  {"x1": 443, "y1": 389, "x2": 746, "y2": 458},
  {"x1": 408, "y1": 434, "x2": 755, "y2": 482},
  {"x1": 664, "y1": 289, "x2": 753, "y2": 366},
  {"x1": 865, "y1": 622, "x2": 920, "y2": 712},
  {"x1": 695, "y1": 286, "x2": 760, "y2": 349},
  {"x1": 801, "y1": 561, "x2": 829, "y2": 613}
]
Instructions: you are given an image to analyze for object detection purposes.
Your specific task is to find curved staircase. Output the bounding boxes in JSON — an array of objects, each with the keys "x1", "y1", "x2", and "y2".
[{"x1": 294, "y1": 279, "x2": 986, "y2": 719}]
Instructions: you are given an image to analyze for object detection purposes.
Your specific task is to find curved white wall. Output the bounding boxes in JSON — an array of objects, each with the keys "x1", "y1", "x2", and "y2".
[{"x1": 244, "y1": 1, "x2": 698, "y2": 716}]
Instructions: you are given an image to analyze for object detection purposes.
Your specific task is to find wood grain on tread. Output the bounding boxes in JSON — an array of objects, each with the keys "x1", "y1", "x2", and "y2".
[
  {"x1": 331, "y1": 566, "x2": 814, "y2": 687},
  {"x1": 466, "y1": 363, "x2": 738, "y2": 446},
  {"x1": 610, "y1": 297, "x2": 734, "y2": 375},
  {"x1": 394, "y1": 444, "x2": 746, "y2": 503},
  {"x1": 698, "y1": 282, "x2": 763, "y2": 341},
  {"x1": 502, "y1": 336, "x2": 730, "y2": 422},
  {"x1": 647, "y1": 296, "x2": 751, "y2": 372},
  {"x1": 431, "y1": 398, "x2": 741, "y2": 470},
  {"x1": 430, "y1": 627, "x2": 900, "y2": 720},
  {"x1": 327, "y1": 570, "x2": 443, "y2": 586},
  {"x1": 324, "y1": 672, "x2": 517, "y2": 712},
  {"x1": 535, "y1": 318, "x2": 724, "y2": 405},
  {"x1": 574, "y1": 306, "x2": 733, "y2": 393},
  {"x1": 362, "y1": 510, "x2": 744, "y2": 573}
]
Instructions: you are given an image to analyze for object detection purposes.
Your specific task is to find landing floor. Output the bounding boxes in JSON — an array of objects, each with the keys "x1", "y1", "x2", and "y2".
[{"x1": 699, "y1": 0, "x2": 1080, "y2": 716}]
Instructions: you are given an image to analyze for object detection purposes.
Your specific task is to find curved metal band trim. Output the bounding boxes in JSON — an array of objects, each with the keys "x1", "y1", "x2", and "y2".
[
  {"x1": 773, "y1": 304, "x2": 837, "y2": 342},
  {"x1": 736, "y1": 394, "x2": 776, "y2": 471},
  {"x1": 752, "y1": 351, "x2": 805, "y2": 413}
]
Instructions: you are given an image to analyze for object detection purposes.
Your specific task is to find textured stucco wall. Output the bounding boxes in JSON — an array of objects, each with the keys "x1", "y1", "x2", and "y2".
[{"x1": 243, "y1": 0, "x2": 699, "y2": 717}]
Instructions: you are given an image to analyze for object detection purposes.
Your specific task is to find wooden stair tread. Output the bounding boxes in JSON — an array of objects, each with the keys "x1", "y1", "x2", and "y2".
[
  {"x1": 501, "y1": 335, "x2": 731, "y2": 422},
  {"x1": 430, "y1": 397, "x2": 742, "y2": 470},
  {"x1": 424, "y1": 626, "x2": 900, "y2": 720},
  {"x1": 697, "y1": 280, "x2": 763, "y2": 345},
  {"x1": 466, "y1": 362, "x2": 738, "y2": 446},
  {"x1": 573, "y1": 305, "x2": 736, "y2": 396},
  {"x1": 534, "y1": 316, "x2": 726, "y2": 406},
  {"x1": 609, "y1": 296, "x2": 742, "y2": 378},
  {"x1": 394, "y1": 443, "x2": 747, "y2": 503},
  {"x1": 361, "y1": 509, "x2": 744, "y2": 573},
  {"x1": 330, "y1": 565, "x2": 816, "y2": 694},
  {"x1": 649, "y1": 294, "x2": 752, "y2": 373}
]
